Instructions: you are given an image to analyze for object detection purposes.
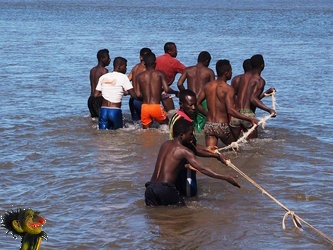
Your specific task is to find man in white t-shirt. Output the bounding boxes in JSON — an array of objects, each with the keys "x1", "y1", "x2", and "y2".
[{"x1": 94, "y1": 57, "x2": 137, "y2": 130}]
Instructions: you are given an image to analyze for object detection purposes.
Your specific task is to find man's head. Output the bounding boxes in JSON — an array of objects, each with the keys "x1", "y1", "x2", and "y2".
[
  {"x1": 242, "y1": 58, "x2": 252, "y2": 73},
  {"x1": 164, "y1": 42, "x2": 177, "y2": 57},
  {"x1": 216, "y1": 59, "x2": 232, "y2": 80},
  {"x1": 172, "y1": 117, "x2": 194, "y2": 143},
  {"x1": 97, "y1": 49, "x2": 111, "y2": 66},
  {"x1": 198, "y1": 51, "x2": 211, "y2": 67},
  {"x1": 143, "y1": 52, "x2": 156, "y2": 69},
  {"x1": 113, "y1": 57, "x2": 127, "y2": 74},
  {"x1": 140, "y1": 47, "x2": 152, "y2": 61},
  {"x1": 250, "y1": 54, "x2": 265, "y2": 71},
  {"x1": 179, "y1": 89, "x2": 197, "y2": 119}
]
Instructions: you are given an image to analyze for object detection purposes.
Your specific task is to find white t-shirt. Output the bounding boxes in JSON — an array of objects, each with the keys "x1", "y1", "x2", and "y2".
[{"x1": 96, "y1": 72, "x2": 133, "y2": 103}]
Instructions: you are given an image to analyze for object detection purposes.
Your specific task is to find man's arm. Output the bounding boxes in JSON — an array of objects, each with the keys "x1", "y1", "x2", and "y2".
[
  {"x1": 94, "y1": 79, "x2": 102, "y2": 97},
  {"x1": 127, "y1": 88, "x2": 138, "y2": 99},
  {"x1": 177, "y1": 70, "x2": 188, "y2": 91},
  {"x1": 161, "y1": 73, "x2": 179, "y2": 97},
  {"x1": 197, "y1": 88, "x2": 208, "y2": 116},
  {"x1": 194, "y1": 144, "x2": 228, "y2": 163},
  {"x1": 258, "y1": 87, "x2": 276, "y2": 100},
  {"x1": 183, "y1": 149, "x2": 240, "y2": 188},
  {"x1": 250, "y1": 81, "x2": 276, "y2": 116}
]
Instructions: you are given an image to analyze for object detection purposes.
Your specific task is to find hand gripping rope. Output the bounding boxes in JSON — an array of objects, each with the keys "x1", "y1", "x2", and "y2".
[{"x1": 218, "y1": 90, "x2": 276, "y2": 152}]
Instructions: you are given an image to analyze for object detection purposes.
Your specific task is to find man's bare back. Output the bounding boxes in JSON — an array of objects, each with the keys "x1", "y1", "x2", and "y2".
[
  {"x1": 90, "y1": 66, "x2": 108, "y2": 96},
  {"x1": 129, "y1": 63, "x2": 146, "y2": 93},
  {"x1": 90, "y1": 49, "x2": 110, "y2": 96},
  {"x1": 177, "y1": 51, "x2": 215, "y2": 98},
  {"x1": 200, "y1": 79, "x2": 230, "y2": 123},
  {"x1": 197, "y1": 60, "x2": 257, "y2": 148},
  {"x1": 137, "y1": 69, "x2": 166, "y2": 104},
  {"x1": 177, "y1": 65, "x2": 215, "y2": 97},
  {"x1": 128, "y1": 48, "x2": 152, "y2": 95},
  {"x1": 231, "y1": 72, "x2": 253, "y2": 111}
]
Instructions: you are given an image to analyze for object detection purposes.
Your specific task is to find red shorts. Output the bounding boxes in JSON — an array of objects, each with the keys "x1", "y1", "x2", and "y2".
[{"x1": 141, "y1": 104, "x2": 167, "y2": 126}]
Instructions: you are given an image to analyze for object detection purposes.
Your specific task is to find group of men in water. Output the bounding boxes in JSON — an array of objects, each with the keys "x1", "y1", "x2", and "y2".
[{"x1": 88, "y1": 42, "x2": 277, "y2": 206}]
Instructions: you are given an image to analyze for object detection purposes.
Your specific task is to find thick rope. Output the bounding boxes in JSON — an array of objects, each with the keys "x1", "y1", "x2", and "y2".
[
  {"x1": 218, "y1": 90, "x2": 276, "y2": 152},
  {"x1": 214, "y1": 91, "x2": 332, "y2": 244},
  {"x1": 221, "y1": 157, "x2": 333, "y2": 245}
]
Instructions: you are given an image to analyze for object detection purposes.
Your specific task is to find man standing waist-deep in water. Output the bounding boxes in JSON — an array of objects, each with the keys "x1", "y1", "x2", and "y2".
[
  {"x1": 170, "y1": 89, "x2": 231, "y2": 197},
  {"x1": 145, "y1": 117, "x2": 240, "y2": 206},
  {"x1": 88, "y1": 49, "x2": 111, "y2": 118}
]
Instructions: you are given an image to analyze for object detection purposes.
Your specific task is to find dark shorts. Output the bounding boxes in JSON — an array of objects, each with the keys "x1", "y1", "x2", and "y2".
[
  {"x1": 175, "y1": 167, "x2": 197, "y2": 197},
  {"x1": 98, "y1": 107, "x2": 123, "y2": 130},
  {"x1": 88, "y1": 96, "x2": 103, "y2": 118},
  {"x1": 145, "y1": 182, "x2": 185, "y2": 206},
  {"x1": 129, "y1": 97, "x2": 143, "y2": 122}
]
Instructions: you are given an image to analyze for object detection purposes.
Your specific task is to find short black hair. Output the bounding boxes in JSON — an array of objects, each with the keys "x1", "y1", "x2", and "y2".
[
  {"x1": 197, "y1": 51, "x2": 211, "y2": 64},
  {"x1": 143, "y1": 52, "x2": 156, "y2": 68},
  {"x1": 243, "y1": 59, "x2": 252, "y2": 72},
  {"x1": 172, "y1": 117, "x2": 193, "y2": 138},
  {"x1": 179, "y1": 89, "x2": 196, "y2": 105},
  {"x1": 140, "y1": 47, "x2": 152, "y2": 57},
  {"x1": 113, "y1": 57, "x2": 127, "y2": 68},
  {"x1": 250, "y1": 54, "x2": 264, "y2": 70},
  {"x1": 97, "y1": 49, "x2": 109, "y2": 61},
  {"x1": 216, "y1": 59, "x2": 231, "y2": 77},
  {"x1": 164, "y1": 42, "x2": 176, "y2": 53}
]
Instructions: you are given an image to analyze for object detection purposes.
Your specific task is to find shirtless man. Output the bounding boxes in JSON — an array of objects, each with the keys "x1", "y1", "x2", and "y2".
[
  {"x1": 156, "y1": 42, "x2": 186, "y2": 112},
  {"x1": 230, "y1": 54, "x2": 276, "y2": 139},
  {"x1": 197, "y1": 60, "x2": 257, "y2": 149},
  {"x1": 170, "y1": 90, "x2": 229, "y2": 197},
  {"x1": 177, "y1": 51, "x2": 215, "y2": 131},
  {"x1": 128, "y1": 47, "x2": 152, "y2": 123},
  {"x1": 136, "y1": 52, "x2": 179, "y2": 129},
  {"x1": 88, "y1": 49, "x2": 111, "y2": 118},
  {"x1": 229, "y1": 58, "x2": 253, "y2": 139},
  {"x1": 231, "y1": 58, "x2": 252, "y2": 103},
  {"x1": 94, "y1": 57, "x2": 137, "y2": 130},
  {"x1": 145, "y1": 117, "x2": 240, "y2": 206}
]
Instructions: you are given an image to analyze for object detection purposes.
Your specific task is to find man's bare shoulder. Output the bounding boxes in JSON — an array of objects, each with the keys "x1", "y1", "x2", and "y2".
[
  {"x1": 206, "y1": 79, "x2": 218, "y2": 87},
  {"x1": 231, "y1": 74, "x2": 242, "y2": 82},
  {"x1": 132, "y1": 63, "x2": 145, "y2": 74},
  {"x1": 91, "y1": 65, "x2": 107, "y2": 77},
  {"x1": 249, "y1": 74, "x2": 262, "y2": 88},
  {"x1": 184, "y1": 65, "x2": 197, "y2": 74}
]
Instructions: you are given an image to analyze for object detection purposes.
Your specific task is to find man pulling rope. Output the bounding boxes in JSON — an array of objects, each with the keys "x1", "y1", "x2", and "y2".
[{"x1": 218, "y1": 90, "x2": 276, "y2": 152}]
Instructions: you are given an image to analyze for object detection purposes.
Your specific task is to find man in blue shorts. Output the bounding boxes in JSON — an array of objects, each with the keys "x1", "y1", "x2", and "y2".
[{"x1": 94, "y1": 57, "x2": 137, "y2": 130}]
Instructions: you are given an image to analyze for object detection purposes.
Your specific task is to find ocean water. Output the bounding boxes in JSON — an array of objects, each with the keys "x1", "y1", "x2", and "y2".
[{"x1": 0, "y1": 0, "x2": 332, "y2": 249}]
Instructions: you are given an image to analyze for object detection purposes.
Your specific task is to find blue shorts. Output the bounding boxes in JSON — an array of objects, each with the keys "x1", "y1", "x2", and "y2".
[
  {"x1": 99, "y1": 107, "x2": 123, "y2": 130},
  {"x1": 175, "y1": 167, "x2": 197, "y2": 197},
  {"x1": 129, "y1": 97, "x2": 143, "y2": 121}
]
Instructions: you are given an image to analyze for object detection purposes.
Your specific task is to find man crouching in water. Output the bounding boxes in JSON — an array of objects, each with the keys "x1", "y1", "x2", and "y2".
[{"x1": 145, "y1": 117, "x2": 240, "y2": 206}]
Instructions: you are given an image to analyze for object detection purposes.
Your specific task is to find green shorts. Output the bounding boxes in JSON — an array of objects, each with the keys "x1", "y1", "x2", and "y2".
[
  {"x1": 194, "y1": 99, "x2": 207, "y2": 132},
  {"x1": 229, "y1": 109, "x2": 255, "y2": 129}
]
